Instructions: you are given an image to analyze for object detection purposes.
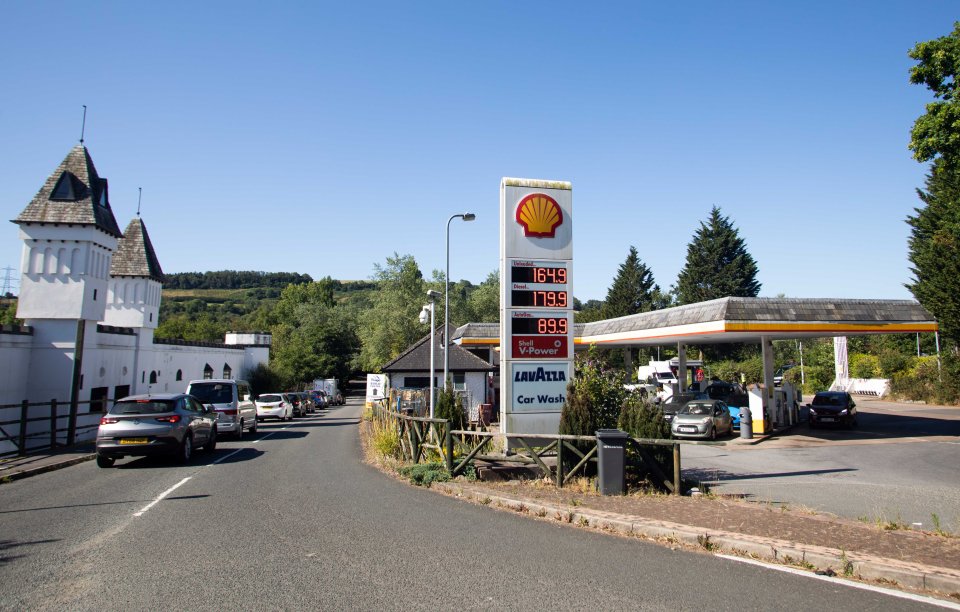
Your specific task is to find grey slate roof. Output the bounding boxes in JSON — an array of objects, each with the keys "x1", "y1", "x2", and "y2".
[
  {"x1": 581, "y1": 297, "x2": 935, "y2": 337},
  {"x1": 382, "y1": 324, "x2": 496, "y2": 373},
  {"x1": 111, "y1": 217, "x2": 164, "y2": 281},
  {"x1": 13, "y1": 145, "x2": 122, "y2": 237}
]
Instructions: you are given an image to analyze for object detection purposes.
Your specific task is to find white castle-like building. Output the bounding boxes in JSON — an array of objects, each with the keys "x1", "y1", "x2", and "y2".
[{"x1": 1, "y1": 143, "x2": 269, "y2": 447}]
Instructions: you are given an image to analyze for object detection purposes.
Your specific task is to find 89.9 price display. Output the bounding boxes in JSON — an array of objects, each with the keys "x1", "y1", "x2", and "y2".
[
  {"x1": 512, "y1": 316, "x2": 568, "y2": 335},
  {"x1": 511, "y1": 289, "x2": 569, "y2": 308}
]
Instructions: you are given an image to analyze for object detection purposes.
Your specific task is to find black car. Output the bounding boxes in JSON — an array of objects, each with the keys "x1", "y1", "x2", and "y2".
[{"x1": 808, "y1": 391, "x2": 857, "y2": 428}]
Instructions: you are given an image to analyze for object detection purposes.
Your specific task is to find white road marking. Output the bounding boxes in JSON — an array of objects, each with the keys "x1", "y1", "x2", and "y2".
[
  {"x1": 133, "y1": 477, "x2": 192, "y2": 517},
  {"x1": 131, "y1": 422, "x2": 297, "y2": 517},
  {"x1": 716, "y1": 554, "x2": 960, "y2": 610}
]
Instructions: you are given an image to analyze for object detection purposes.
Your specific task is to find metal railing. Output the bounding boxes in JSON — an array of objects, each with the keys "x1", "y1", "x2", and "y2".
[{"x1": 0, "y1": 399, "x2": 106, "y2": 457}]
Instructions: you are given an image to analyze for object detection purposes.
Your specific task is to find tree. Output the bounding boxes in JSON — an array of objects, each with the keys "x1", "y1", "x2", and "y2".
[
  {"x1": 906, "y1": 163, "x2": 960, "y2": 343},
  {"x1": 356, "y1": 253, "x2": 427, "y2": 371},
  {"x1": 908, "y1": 22, "x2": 960, "y2": 166},
  {"x1": 602, "y1": 246, "x2": 665, "y2": 319},
  {"x1": 675, "y1": 206, "x2": 761, "y2": 305},
  {"x1": 269, "y1": 278, "x2": 359, "y2": 387},
  {"x1": 907, "y1": 23, "x2": 960, "y2": 345}
]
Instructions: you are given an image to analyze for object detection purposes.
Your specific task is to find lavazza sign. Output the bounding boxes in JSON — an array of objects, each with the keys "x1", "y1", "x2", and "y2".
[{"x1": 499, "y1": 178, "x2": 573, "y2": 436}]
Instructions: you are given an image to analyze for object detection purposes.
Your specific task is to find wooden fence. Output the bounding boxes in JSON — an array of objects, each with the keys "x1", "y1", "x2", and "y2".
[{"x1": 372, "y1": 403, "x2": 682, "y2": 494}]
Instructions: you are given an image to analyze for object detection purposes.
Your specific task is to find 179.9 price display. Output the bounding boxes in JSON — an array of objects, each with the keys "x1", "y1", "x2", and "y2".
[{"x1": 510, "y1": 289, "x2": 568, "y2": 308}]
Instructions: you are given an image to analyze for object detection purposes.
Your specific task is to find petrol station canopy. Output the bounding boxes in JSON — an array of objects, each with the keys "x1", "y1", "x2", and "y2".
[{"x1": 454, "y1": 297, "x2": 938, "y2": 349}]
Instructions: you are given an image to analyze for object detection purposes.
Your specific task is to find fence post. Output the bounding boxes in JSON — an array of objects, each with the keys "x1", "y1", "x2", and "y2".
[
  {"x1": 18, "y1": 400, "x2": 28, "y2": 456},
  {"x1": 50, "y1": 399, "x2": 58, "y2": 449},
  {"x1": 445, "y1": 423, "x2": 453, "y2": 474},
  {"x1": 672, "y1": 443, "x2": 681, "y2": 495},
  {"x1": 556, "y1": 439, "x2": 564, "y2": 488}
]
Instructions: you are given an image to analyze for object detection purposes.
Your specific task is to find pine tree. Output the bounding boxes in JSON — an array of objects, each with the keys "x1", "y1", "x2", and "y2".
[
  {"x1": 907, "y1": 23, "x2": 960, "y2": 345},
  {"x1": 675, "y1": 206, "x2": 761, "y2": 305},
  {"x1": 602, "y1": 246, "x2": 664, "y2": 319},
  {"x1": 907, "y1": 161, "x2": 960, "y2": 343}
]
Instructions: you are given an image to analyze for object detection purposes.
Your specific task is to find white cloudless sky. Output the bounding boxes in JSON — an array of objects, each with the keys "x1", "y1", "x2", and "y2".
[{"x1": 1, "y1": 1, "x2": 955, "y2": 302}]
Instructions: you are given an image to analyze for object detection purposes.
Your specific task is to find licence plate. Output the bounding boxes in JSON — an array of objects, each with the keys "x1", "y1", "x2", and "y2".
[
  {"x1": 119, "y1": 438, "x2": 147, "y2": 445},
  {"x1": 820, "y1": 417, "x2": 834, "y2": 422},
  {"x1": 679, "y1": 426, "x2": 697, "y2": 433}
]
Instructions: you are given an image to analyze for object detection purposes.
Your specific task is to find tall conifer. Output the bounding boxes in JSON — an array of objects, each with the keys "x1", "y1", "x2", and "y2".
[{"x1": 675, "y1": 207, "x2": 761, "y2": 305}]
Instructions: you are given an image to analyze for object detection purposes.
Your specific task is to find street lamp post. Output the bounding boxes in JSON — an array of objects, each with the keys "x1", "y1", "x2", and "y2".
[
  {"x1": 420, "y1": 290, "x2": 441, "y2": 418},
  {"x1": 444, "y1": 212, "x2": 476, "y2": 390}
]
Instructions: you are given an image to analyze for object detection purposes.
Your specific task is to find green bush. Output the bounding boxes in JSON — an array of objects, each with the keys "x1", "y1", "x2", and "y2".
[
  {"x1": 618, "y1": 392, "x2": 670, "y2": 439},
  {"x1": 784, "y1": 365, "x2": 833, "y2": 395},
  {"x1": 878, "y1": 350, "x2": 911, "y2": 378},
  {"x1": 850, "y1": 353, "x2": 882, "y2": 379},
  {"x1": 434, "y1": 385, "x2": 466, "y2": 429},
  {"x1": 398, "y1": 462, "x2": 451, "y2": 487}
]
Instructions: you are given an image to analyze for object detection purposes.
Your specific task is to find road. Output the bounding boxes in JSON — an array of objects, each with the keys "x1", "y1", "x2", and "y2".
[
  {"x1": 0, "y1": 399, "x2": 948, "y2": 610},
  {"x1": 682, "y1": 398, "x2": 960, "y2": 531}
]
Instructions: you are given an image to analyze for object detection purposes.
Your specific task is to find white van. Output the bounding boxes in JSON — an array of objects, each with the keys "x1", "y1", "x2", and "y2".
[{"x1": 186, "y1": 379, "x2": 258, "y2": 439}]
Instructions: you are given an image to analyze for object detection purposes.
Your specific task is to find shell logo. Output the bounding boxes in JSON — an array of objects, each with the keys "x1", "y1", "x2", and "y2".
[{"x1": 515, "y1": 193, "x2": 563, "y2": 238}]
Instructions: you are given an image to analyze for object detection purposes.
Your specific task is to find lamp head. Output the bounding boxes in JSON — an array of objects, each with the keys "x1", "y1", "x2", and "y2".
[
  {"x1": 426, "y1": 290, "x2": 441, "y2": 300},
  {"x1": 462, "y1": 213, "x2": 476, "y2": 222}
]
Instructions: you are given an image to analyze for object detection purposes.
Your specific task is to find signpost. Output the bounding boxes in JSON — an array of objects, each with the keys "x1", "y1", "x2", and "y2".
[{"x1": 500, "y1": 179, "x2": 573, "y2": 436}]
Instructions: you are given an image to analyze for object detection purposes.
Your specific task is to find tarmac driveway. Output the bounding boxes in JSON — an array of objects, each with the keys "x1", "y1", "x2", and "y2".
[{"x1": 682, "y1": 397, "x2": 960, "y2": 531}]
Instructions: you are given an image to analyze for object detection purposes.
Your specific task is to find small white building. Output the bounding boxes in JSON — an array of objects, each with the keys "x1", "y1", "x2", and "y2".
[{"x1": 0, "y1": 144, "x2": 269, "y2": 451}]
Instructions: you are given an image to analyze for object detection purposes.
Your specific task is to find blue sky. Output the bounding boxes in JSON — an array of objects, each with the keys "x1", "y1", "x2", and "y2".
[{"x1": 1, "y1": 1, "x2": 956, "y2": 302}]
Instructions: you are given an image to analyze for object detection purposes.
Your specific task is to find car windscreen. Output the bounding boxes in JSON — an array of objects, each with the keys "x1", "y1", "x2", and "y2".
[
  {"x1": 110, "y1": 400, "x2": 176, "y2": 415},
  {"x1": 258, "y1": 394, "x2": 283, "y2": 403},
  {"x1": 813, "y1": 394, "x2": 843, "y2": 407},
  {"x1": 188, "y1": 383, "x2": 233, "y2": 404},
  {"x1": 680, "y1": 402, "x2": 712, "y2": 415}
]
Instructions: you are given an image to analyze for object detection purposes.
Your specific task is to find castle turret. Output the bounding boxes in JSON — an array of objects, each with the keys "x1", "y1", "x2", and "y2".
[
  {"x1": 13, "y1": 145, "x2": 122, "y2": 323},
  {"x1": 105, "y1": 217, "x2": 164, "y2": 330}
]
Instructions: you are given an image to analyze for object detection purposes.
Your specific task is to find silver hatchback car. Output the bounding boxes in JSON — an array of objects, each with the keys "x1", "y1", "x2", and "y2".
[
  {"x1": 95, "y1": 393, "x2": 218, "y2": 467},
  {"x1": 670, "y1": 399, "x2": 734, "y2": 440}
]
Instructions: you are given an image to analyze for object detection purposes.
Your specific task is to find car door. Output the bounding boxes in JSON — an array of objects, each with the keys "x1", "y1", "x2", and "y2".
[
  {"x1": 714, "y1": 401, "x2": 730, "y2": 433},
  {"x1": 188, "y1": 396, "x2": 213, "y2": 443},
  {"x1": 237, "y1": 382, "x2": 256, "y2": 427}
]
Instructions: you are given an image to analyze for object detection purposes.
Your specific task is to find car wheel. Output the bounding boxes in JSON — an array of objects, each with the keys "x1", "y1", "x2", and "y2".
[
  {"x1": 204, "y1": 428, "x2": 217, "y2": 452},
  {"x1": 809, "y1": 420, "x2": 817, "y2": 429},
  {"x1": 96, "y1": 455, "x2": 115, "y2": 468},
  {"x1": 236, "y1": 420, "x2": 244, "y2": 440},
  {"x1": 178, "y1": 434, "x2": 193, "y2": 464},
  {"x1": 250, "y1": 418, "x2": 258, "y2": 434},
  {"x1": 709, "y1": 426, "x2": 717, "y2": 441}
]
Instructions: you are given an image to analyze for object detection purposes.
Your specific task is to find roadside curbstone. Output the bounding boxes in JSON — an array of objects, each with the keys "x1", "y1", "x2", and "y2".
[{"x1": 433, "y1": 481, "x2": 960, "y2": 600}]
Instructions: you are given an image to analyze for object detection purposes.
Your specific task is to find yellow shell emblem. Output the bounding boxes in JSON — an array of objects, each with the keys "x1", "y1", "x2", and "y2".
[{"x1": 515, "y1": 193, "x2": 563, "y2": 238}]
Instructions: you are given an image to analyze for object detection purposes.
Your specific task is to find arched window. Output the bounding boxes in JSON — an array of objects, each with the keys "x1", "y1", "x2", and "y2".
[
  {"x1": 176, "y1": 369, "x2": 182, "y2": 381},
  {"x1": 223, "y1": 364, "x2": 232, "y2": 379},
  {"x1": 149, "y1": 371, "x2": 158, "y2": 384},
  {"x1": 203, "y1": 364, "x2": 213, "y2": 380}
]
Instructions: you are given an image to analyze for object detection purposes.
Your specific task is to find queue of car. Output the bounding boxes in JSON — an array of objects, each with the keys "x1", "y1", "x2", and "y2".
[{"x1": 95, "y1": 381, "x2": 339, "y2": 467}]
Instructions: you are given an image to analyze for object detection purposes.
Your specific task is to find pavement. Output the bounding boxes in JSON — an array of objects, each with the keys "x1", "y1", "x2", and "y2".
[{"x1": 4, "y1": 428, "x2": 960, "y2": 605}]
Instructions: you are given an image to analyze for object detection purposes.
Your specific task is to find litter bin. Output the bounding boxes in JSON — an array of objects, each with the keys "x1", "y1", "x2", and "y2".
[
  {"x1": 595, "y1": 429, "x2": 629, "y2": 495},
  {"x1": 739, "y1": 406, "x2": 753, "y2": 439}
]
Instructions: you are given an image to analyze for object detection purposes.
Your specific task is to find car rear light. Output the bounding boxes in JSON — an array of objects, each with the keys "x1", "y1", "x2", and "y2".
[
  {"x1": 100, "y1": 417, "x2": 119, "y2": 425},
  {"x1": 155, "y1": 415, "x2": 182, "y2": 423},
  {"x1": 221, "y1": 409, "x2": 238, "y2": 416}
]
